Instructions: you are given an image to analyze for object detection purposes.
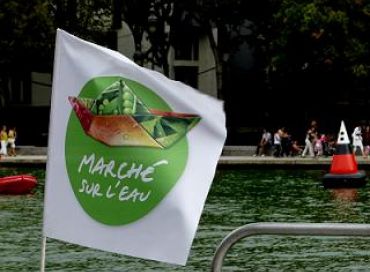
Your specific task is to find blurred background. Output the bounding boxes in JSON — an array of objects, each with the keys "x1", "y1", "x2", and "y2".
[{"x1": 1, "y1": 0, "x2": 370, "y2": 146}]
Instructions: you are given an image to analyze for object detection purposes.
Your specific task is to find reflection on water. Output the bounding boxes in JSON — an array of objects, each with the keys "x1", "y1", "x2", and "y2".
[
  {"x1": 1, "y1": 168, "x2": 370, "y2": 271},
  {"x1": 330, "y1": 188, "x2": 359, "y2": 202}
]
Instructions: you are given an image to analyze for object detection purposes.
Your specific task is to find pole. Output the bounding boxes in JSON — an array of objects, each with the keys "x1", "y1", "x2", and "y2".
[{"x1": 40, "y1": 236, "x2": 47, "y2": 272}]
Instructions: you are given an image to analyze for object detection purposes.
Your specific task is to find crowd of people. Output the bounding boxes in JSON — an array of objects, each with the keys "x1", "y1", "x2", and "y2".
[
  {"x1": 254, "y1": 120, "x2": 369, "y2": 158},
  {"x1": 0, "y1": 125, "x2": 17, "y2": 156}
]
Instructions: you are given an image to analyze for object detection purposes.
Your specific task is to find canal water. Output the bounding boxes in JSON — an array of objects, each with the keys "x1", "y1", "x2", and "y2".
[{"x1": 2, "y1": 168, "x2": 370, "y2": 271}]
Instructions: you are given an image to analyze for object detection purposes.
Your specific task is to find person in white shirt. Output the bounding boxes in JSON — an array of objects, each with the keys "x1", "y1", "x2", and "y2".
[
  {"x1": 302, "y1": 128, "x2": 315, "y2": 157},
  {"x1": 273, "y1": 128, "x2": 283, "y2": 157},
  {"x1": 352, "y1": 126, "x2": 364, "y2": 156},
  {"x1": 254, "y1": 128, "x2": 272, "y2": 156}
]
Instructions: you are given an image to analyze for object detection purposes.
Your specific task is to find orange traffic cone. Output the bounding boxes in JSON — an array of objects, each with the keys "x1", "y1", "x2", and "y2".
[{"x1": 323, "y1": 121, "x2": 367, "y2": 189}]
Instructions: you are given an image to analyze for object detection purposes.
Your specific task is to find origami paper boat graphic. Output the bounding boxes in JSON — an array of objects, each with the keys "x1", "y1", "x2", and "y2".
[{"x1": 69, "y1": 80, "x2": 201, "y2": 148}]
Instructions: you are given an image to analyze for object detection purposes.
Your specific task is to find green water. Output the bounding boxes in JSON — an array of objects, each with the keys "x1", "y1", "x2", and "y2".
[{"x1": 2, "y1": 168, "x2": 370, "y2": 271}]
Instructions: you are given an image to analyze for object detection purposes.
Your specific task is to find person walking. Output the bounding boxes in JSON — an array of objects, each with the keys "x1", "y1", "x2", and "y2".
[
  {"x1": 352, "y1": 125, "x2": 364, "y2": 156},
  {"x1": 273, "y1": 128, "x2": 283, "y2": 157},
  {"x1": 302, "y1": 127, "x2": 315, "y2": 157},
  {"x1": 0, "y1": 125, "x2": 8, "y2": 156},
  {"x1": 7, "y1": 127, "x2": 16, "y2": 156}
]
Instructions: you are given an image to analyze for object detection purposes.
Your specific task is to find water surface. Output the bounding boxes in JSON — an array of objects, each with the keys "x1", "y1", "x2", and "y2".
[{"x1": 1, "y1": 168, "x2": 370, "y2": 271}]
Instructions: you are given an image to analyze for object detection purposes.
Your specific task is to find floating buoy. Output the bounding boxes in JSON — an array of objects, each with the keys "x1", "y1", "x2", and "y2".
[
  {"x1": 323, "y1": 121, "x2": 367, "y2": 189},
  {"x1": 0, "y1": 175, "x2": 37, "y2": 194}
]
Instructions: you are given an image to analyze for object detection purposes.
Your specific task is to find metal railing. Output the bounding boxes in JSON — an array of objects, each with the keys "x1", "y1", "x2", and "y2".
[{"x1": 211, "y1": 222, "x2": 370, "y2": 272}]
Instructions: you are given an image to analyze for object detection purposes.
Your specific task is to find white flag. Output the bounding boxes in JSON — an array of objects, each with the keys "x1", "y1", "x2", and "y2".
[{"x1": 43, "y1": 29, "x2": 226, "y2": 265}]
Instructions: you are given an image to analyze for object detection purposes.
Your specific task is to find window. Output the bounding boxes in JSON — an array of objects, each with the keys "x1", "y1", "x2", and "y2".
[
  {"x1": 174, "y1": 35, "x2": 199, "y2": 61},
  {"x1": 174, "y1": 66, "x2": 198, "y2": 88},
  {"x1": 5, "y1": 73, "x2": 31, "y2": 105}
]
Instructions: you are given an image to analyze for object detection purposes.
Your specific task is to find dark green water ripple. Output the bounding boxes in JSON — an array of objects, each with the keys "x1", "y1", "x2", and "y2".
[{"x1": 1, "y1": 168, "x2": 370, "y2": 271}]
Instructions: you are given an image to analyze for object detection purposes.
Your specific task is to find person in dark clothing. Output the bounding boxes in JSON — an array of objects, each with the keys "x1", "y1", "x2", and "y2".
[{"x1": 281, "y1": 128, "x2": 292, "y2": 157}]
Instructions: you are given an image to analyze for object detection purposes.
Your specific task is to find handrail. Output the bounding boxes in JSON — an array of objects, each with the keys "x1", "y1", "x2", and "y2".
[{"x1": 211, "y1": 222, "x2": 370, "y2": 272}]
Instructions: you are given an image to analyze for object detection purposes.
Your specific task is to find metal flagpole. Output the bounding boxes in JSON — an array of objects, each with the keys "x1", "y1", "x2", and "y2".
[{"x1": 40, "y1": 236, "x2": 47, "y2": 272}]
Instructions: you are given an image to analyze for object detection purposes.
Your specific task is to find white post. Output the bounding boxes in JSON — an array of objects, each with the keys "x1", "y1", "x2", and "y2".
[{"x1": 40, "y1": 236, "x2": 47, "y2": 272}]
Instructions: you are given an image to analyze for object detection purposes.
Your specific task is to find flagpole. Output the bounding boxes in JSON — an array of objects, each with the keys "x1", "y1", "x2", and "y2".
[{"x1": 40, "y1": 236, "x2": 47, "y2": 272}]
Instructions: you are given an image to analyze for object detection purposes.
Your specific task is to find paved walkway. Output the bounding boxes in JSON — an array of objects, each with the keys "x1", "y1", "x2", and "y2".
[
  {"x1": 2, "y1": 154, "x2": 370, "y2": 169},
  {"x1": 1, "y1": 145, "x2": 368, "y2": 169},
  {"x1": 218, "y1": 156, "x2": 370, "y2": 169},
  {"x1": 0, "y1": 155, "x2": 47, "y2": 166}
]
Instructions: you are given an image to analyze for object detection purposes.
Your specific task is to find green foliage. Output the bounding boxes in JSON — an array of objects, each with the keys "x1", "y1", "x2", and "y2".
[
  {"x1": 53, "y1": 0, "x2": 112, "y2": 40},
  {"x1": 1, "y1": 0, "x2": 370, "y2": 88},
  {"x1": 0, "y1": 0, "x2": 55, "y2": 70},
  {"x1": 267, "y1": 0, "x2": 370, "y2": 79},
  {"x1": 0, "y1": 0, "x2": 113, "y2": 71}
]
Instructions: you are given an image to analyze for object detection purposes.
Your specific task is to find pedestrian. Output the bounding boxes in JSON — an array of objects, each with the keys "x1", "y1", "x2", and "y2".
[
  {"x1": 7, "y1": 126, "x2": 16, "y2": 156},
  {"x1": 280, "y1": 128, "x2": 292, "y2": 157},
  {"x1": 254, "y1": 128, "x2": 272, "y2": 156},
  {"x1": 352, "y1": 125, "x2": 364, "y2": 156},
  {"x1": 302, "y1": 126, "x2": 315, "y2": 157},
  {"x1": 273, "y1": 128, "x2": 283, "y2": 157},
  {"x1": 291, "y1": 140, "x2": 303, "y2": 156},
  {"x1": 362, "y1": 125, "x2": 370, "y2": 157},
  {"x1": 314, "y1": 134, "x2": 324, "y2": 157},
  {"x1": 0, "y1": 125, "x2": 8, "y2": 156}
]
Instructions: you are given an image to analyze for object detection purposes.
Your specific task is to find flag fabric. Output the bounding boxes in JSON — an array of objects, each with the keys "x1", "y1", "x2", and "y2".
[{"x1": 43, "y1": 29, "x2": 226, "y2": 265}]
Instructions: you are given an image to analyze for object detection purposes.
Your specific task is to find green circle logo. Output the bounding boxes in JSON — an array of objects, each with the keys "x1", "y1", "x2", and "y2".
[{"x1": 65, "y1": 76, "x2": 192, "y2": 225}]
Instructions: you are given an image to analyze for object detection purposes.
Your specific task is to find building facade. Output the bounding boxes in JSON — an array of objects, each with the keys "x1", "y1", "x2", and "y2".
[{"x1": 9, "y1": 21, "x2": 217, "y2": 146}]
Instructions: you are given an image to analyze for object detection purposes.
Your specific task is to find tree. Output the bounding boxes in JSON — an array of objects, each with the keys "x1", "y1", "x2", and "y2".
[
  {"x1": 264, "y1": 0, "x2": 370, "y2": 89},
  {"x1": 0, "y1": 0, "x2": 54, "y2": 107},
  {"x1": 52, "y1": 0, "x2": 112, "y2": 45},
  {"x1": 0, "y1": 0, "x2": 117, "y2": 110},
  {"x1": 0, "y1": 0, "x2": 113, "y2": 73},
  {"x1": 121, "y1": 0, "x2": 172, "y2": 75},
  {"x1": 0, "y1": 0, "x2": 55, "y2": 71},
  {"x1": 244, "y1": 0, "x2": 370, "y2": 129}
]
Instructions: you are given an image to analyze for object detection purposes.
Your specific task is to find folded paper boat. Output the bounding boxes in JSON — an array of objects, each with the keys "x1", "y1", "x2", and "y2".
[{"x1": 69, "y1": 80, "x2": 201, "y2": 148}]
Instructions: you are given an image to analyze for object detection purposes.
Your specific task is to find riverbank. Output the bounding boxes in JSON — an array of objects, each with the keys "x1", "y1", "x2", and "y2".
[
  {"x1": 218, "y1": 155, "x2": 370, "y2": 169},
  {"x1": 2, "y1": 145, "x2": 370, "y2": 169}
]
